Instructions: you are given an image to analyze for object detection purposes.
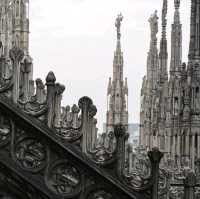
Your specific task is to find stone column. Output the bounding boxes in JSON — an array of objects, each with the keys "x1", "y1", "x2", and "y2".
[
  {"x1": 29, "y1": 80, "x2": 35, "y2": 97},
  {"x1": 184, "y1": 171, "x2": 196, "y2": 199},
  {"x1": 176, "y1": 136, "x2": 180, "y2": 155},
  {"x1": 191, "y1": 135, "x2": 195, "y2": 169},
  {"x1": 173, "y1": 136, "x2": 176, "y2": 159},
  {"x1": 198, "y1": 135, "x2": 200, "y2": 159},
  {"x1": 91, "y1": 118, "x2": 98, "y2": 150},
  {"x1": 46, "y1": 71, "x2": 56, "y2": 128},
  {"x1": 54, "y1": 83, "x2": 65, "y2": 128},
  {"x1": 21, "y1": 59, "x2": 32, "y2": 102},
  {"x1": 88, "y1": 104, "x2": 97, "y2": 152},
  {"x1": 127, "y1": 144, "x2": 133, "y2": 174},
  {"x1": 185, "y1": 135, "x2": 190, "y2": 156},
  {"x1": 78, "y1": 96, "x2": 94, "y2": 154},
  {"x1": 114, "y1": 124, "x2": 126, "y2": 178},
  {"x1": 9, "y1": 47, "x2": 24, "y2": 103},
  {"x1": 71, "y1": 104, "x2": 80, "y2": 128},
  {"x1": 167, "y1": 135, "x2": 171, "y2": 154},
  {"x1": 148, "y1": 148, "x2": 163, "y2": 199}
]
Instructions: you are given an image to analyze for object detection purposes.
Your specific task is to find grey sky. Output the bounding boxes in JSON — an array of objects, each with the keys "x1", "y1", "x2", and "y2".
[{"x1": 29, "y1": 0, "x2": 190, "y2": 132}]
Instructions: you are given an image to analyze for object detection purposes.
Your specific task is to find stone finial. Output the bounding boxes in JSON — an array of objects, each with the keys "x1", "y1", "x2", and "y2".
[
  {"x1": 36, "y1": 78, "x2": 45, "y2": 89},
  {"x1": 71, "y1": 104, "x2": 80, "y2": 114},
  {"x1": 66, "y1": 105, "x2": 70, "y2": 112},
  {"x1": 78, "y1": 96, "x2": 93, "y2": 110},
  {"x1": 55, "y1": 83, "x2": 65, "y2": 95},
  {"x1": 46, "y1": 71, "x2": 56, "y2": 85}
]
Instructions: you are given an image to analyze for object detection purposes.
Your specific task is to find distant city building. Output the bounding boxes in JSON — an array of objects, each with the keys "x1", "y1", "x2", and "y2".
[{"x1": 128, "y1": 123, "x2": 139, "y2": 147}]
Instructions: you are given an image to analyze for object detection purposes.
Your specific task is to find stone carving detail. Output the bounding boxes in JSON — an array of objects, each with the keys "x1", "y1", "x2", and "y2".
[
  {"x1": 168, "y1": 187, "x2": 184, "y2": 199},
  {"x1": 0, "y1": 113, "x2": 12, "y2": 147},
  {"x1": 90, "y1": 131, "x2": 116, "y2": 165},
  {"x1": 158, "y1": 168, "x2": 169, "y2": 197},
  {"x1": 14, "y1": 137, "x2": 47, "y2": 172},
  {"x1": 126, "y1": 146, "x2": 151, "y2": 188},
  {"x1": 46, "y1": 161, "x2": 81, "y2": 197},
  {"x1": 87, "y1": 190, "x2": 114, "y2": 199},
  {"x1": 55, "y1": 104, "x2": 82, "y2": 141},
  {"x1": 9, "y1": 47, "x2": 24, "y2": 63}
]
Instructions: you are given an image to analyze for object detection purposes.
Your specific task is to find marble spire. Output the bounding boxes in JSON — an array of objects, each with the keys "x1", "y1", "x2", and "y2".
[
  {"x1": 159, "y1": 0, "x2": 168, "y2": 83},
  {"x1": 170, "y1": 0, "x2": 182, "y2": 73},
  {"x1": 106, "y1": 14, "x2": 128, "y2": 134}
]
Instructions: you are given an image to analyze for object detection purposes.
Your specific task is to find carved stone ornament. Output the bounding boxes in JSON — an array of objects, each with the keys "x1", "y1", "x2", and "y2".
[
  {"x1": 125, "y1": 146, "x2": 151, "y2": 188},
  {"x1": 169, "y1": 186, "x2": 184, "y2": 199},
  {"x1": 0, "y1": 113, "x2": 12, "y2": 147},
  {"x1": 9, "y1": 47, "x2": 24, "y2": 63},
  {"x1": 14, "y1": 137, "x2": 47, "y2": 172},
  {"x1": 55, "y1": 128, "x2": 82, "y2": 142},
  {"x1": 46, "y1": 160, "x2": 82, "y2": 197},
  {"x1": 90, "y1": 145, "x2": 116, "y2": 165},
  {"x1": 18, "y1": 95, "x2": 48, "y2": 118}
]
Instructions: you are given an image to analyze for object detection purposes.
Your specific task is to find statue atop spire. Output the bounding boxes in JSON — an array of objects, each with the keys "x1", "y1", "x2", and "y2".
[
  {"x1": 149, "y1": 11, "x2": 158, "y2": 41},
  {"x1": 115, "y1": 13, "x2": 123, "y2": 40},
  {"x1": 174, "y1": 0, "x2": 180, "y2": 9}
]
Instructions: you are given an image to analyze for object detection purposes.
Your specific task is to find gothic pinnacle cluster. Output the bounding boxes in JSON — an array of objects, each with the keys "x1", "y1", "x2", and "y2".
[
  {"x1": 0, "y1": 0, "x2": 33, "y2": 100},
  {"x1": 106, "y1": 13, "x2": 128, "y2": 134},
  {"x1": 0, "y1": 0, "x2": 30, "y2": 57},
  {"x1": 140, "y1": 0, "x2": 200, "y2": 169}
]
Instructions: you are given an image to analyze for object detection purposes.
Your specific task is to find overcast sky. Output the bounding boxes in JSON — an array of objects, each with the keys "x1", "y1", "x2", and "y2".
[{"x1": 29, "y1": 0, "x2": 191, "y2": 132}]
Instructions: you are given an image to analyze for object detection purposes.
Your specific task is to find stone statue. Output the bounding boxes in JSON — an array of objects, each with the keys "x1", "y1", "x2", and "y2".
[
  {"x1": 174, "y1": 0, "x2": 180, "y2": 9},
  {"x1": 115, "y1": 13, "x2": 123, "y2": 40},
  {"x1": 148, "y1": 10, "x2": 158, "y2": 40}
]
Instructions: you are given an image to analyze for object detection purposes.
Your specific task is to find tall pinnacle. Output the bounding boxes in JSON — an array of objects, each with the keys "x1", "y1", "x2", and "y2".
[
  {"x1": 106, "y1": 14, "x2": 128, "y2": 133},
  {"x1": 159, "y1": 0, "x2": 168, "y2": 83},
  {"x1": 113, "y1": 13, "x2": 124, "y2": 82},
  {"x1": 170, "y1": 0, "x2": 182, "y2": 73},
  {"x1": 189, "y1": 0, "x2": 200, "y2": 60},
  {"x1": 161, "y1": 0, "x2": 168, "y2": 40}
]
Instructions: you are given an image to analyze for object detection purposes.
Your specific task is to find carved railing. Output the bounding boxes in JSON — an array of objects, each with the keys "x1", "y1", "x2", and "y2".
[{"x1": 0, "y1": 45, "x2": 163, "y2": 198}]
